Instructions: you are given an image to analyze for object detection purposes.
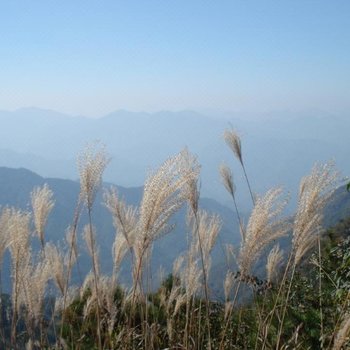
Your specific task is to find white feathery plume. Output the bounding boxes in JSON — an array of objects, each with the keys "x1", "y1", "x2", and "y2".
[
  {"x1": 224, "y1": 129, "x2": 243, "y2": 165},
  {"x1": 77, "y1": 141, "x2": 109, "y2": 209},
  {"x1": 194, "y1": 210, "x2": 221, "y2": 273},
  {"x1": 65, "y1": 226, "x2": 78, "y2": 268},
  {"x1": 7, "y1": 209, "x2": 32, "y2": 313},
  {"x1": 0, "y1": 208, "x2": 11, "y2": 264},
  {"x1": 266, "y1": 244, "x2": 284, "y2": 283},
  {"x1": 132, "y1": 149, "x2": 200, "y2": 293},
  {"x1": 31, "y1": 183, "x2": 55, "y2": 248},
  {"x1": 20, "y1": 257, "x2": 51, "y2": 323},
  {"x1": 45, "y1": 243, "x2": 66, "y2": 295},
  {"x1": 224, "y1": 271, "x2": 235, "y2": 302},
  {"x1": 55, "y1": 286, "x2": 79, "y2": 314},
  {"x1": 238, "y1": 187, "x2": 289, "y2": 276},
  {"x1": 104, "y1": 188, "x2": 138, "y2": 272},
  {"x1": 293, "y1": 162, "x2": 338, "y2": 265},
  {"x1": 219, "y1": 163, "x2": 236, "y2": 197}
]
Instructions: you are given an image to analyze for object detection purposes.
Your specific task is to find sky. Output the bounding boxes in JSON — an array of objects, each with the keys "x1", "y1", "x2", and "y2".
[{"x1": 0, "y1": 1, "x2": 349, "y2": 117}]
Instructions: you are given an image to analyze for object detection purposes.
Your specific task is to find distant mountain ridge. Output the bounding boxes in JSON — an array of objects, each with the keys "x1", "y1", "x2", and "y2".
[{"x1": 0, "y1": 107, "x2": 349, "y2": 210}]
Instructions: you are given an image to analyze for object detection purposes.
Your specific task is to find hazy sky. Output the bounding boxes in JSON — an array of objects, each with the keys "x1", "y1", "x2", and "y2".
[{"x1": 0, "y1": 1, "x2": 349, "y2": 117}]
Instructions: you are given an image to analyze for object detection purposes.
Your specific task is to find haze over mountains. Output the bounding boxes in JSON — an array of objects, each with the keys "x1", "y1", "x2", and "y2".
[
  {"x1": 0, "y1": 107, "x2": 349, "y2": 210},
  {"x1": 0, "y1": 107, "x2": 349, "y2": 295}
]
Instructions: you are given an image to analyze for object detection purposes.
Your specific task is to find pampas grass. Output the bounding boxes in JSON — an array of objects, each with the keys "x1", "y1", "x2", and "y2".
[
  {"x1": 224, "y1": 128, "x2": 255, "y2": 204},
  {"x1": 7, "y1": 209, "x2": 31, "y2": 346},
  {"x1": 78, "y1": 142, "x2": 109, "y2": 350},
  {"x1": 266, "y1": 244, "x2": 284, "y2": 284},
  {"x1": 131, "y1": 149, "x2": 200, "y2": 300},
  {"x1": 104, "y1": 188, "x2": 138, "y2": 275},
  {"x1": 0, "y1": 133, "x2": 346, "y2": 350},
  {"x1": 292, "y1": 162, "x2": 338, "y2": 266},
  {"x1": 31, "y1": 184, "x2": 55, "y2": 250},
  {"x1": 238, "y1": 187, "x2": 289, "y2": 277}
]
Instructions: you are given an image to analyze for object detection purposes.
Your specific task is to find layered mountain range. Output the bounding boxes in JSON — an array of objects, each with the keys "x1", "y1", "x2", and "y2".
[{"x1": 0, "y1": 108, "x2": 349, "y2": 210}]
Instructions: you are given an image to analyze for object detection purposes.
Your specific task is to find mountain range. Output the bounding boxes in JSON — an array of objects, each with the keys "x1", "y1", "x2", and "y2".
[{"x1": 0, "y1": 107, "x2": 349, "y2": 210}]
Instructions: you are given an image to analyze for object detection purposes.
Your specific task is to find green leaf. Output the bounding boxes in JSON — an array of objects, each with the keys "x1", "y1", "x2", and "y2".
[{"x1": 347, "y1": 182, "x2": 350, "y2": 192}]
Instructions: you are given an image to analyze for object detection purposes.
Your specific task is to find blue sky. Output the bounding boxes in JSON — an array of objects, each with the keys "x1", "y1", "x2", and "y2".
[{"x1": 0, "y1": 1, "x2": 349, "y2": 116}]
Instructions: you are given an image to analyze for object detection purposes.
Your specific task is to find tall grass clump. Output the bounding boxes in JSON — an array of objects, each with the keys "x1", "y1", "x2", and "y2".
[{"x1": 0, "y1": 130, "x2": 348, "y2": 349}]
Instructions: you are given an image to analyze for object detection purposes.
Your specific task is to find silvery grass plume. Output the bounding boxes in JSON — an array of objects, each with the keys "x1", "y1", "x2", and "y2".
[
  {"x1": 77, "y1": 141, "x2": 110, "y2": 209},
  {"x1": 104, "y1": 188, "x2": 138, "y2": 274},
  {"x1": 78, "y1": 143, "x2": 108, "y2": 350},
  {"x1": 238, "y1": 187, "x2": 290, "y2": 277},
  {"x1": 19, "y1": 257, "x2": 51, "y2": 327},
  {"x1": 224, "y1": 128, "x2": 243, "y2": 166},
  {"x1": 7, "y1": 209, "x2": 32, "y2": 343},
  {"x1": 82, "y1": 275, "x2": 116, "y2": 323},
  {"x1": 223, "y1": 128, "x2": 255, "y2": 204},
  {"x1": 54, "y1": 286, "x2": 79, "y2": 315},
  {"x1": 192, "y1": 210, "x2": 221, "y2": 273},
  {"x1": 224, "y1": 271, "x2": 235, "y2": 318},
  {"x1": 25, "y1": 339, "x2": 40, "y2": 350},
  {"x1": 266, "y1": 244, "x2": 284, "y2": 284},
  {"x1": 219, "y1": 163, "x2": 236, "y2": 198},
  {"x1": 82, "y1": 221, "x2": 102, "y2": 347},
  {"x1": 332, "y1": 313, "x2": 350, "y2": 350},
  {"x1": 7, "y1": 209, "x2": 31, "y2": 310},
  {"x1": 225, "y1": 243, "x2": 237, "y2": 268},
  {"x1": 45, "y1": 243, "x2": 67, "y2": 295},
  {"x1": 31, "y1": 184, "x2": 55, "y2": 249},
  {"x1": 162, "y1": 256, "x2": 186, "y2": 316},
  {"x1": 224, "y1": 271, "x2": 235, "y2": 303},
  {"x1": 159, "y1": 256, "x2": 187, "y2": 341},
  {"x1": 181, "y1": 243, "x2": 202, "y2": 301},
  {"x1": 65, "y1": 226, "x2": 78, "y2": 267},
  {"x1": 81, "y1": 271, "x2": 95, "y2": 298},
  {"x1": 132, "y1": 149, "x2": 200, "y2": 295},
  {"x1": 186, "y1": 163, "x2": 200, "y2": 216},
  {"x1": 96, "y1": 276, "x2": 119, "y2": 337},
  {"x1": 219, "y1": 163, "x2": 245, "y2": 239},
  {"x1": 292, "y1": 162, "x2": 338, "y2": 266},
  {"x1": 0, "y1": 208, "x2": 11, "y2": 265}
]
